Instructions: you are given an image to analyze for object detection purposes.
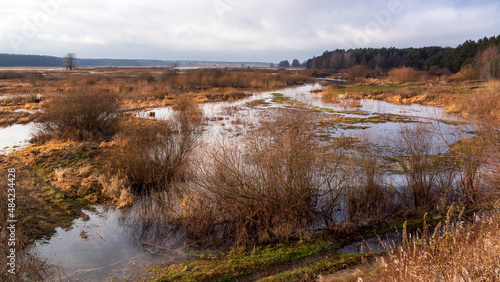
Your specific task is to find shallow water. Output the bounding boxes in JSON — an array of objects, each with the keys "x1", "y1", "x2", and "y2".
[
  {"x1": 0, "y1": 123, "x2": 36, "y2": 155},
  {"x1": 139, "y1": 83, "x2": 471, "y2": 153},
  {"x1": 31, "y1": 206, "x2": 186, "y2": 280}
]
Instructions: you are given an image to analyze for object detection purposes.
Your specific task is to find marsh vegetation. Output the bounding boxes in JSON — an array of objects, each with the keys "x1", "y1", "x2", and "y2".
[{"x1": 0, "y1": 66, "x2": 499, "y2": 281}]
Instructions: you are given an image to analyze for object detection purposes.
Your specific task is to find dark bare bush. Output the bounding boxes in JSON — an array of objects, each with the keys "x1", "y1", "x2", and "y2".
[
  {"x1": 104, "y1": 96, "x2": 202, "y2": 193},
  {"x1": 175, "y1": 108, "x2": 348, "y2": 247},
  {"x1": 347, "y1": 65, "x2": 369, "y2": 81},
  {"x1": 346, "y1": 139, "x2": 397, "y2": 225},
  {"x1": 450, "y1": 139, "x2": 488, "y2": 206},
  {"x1": 390, "y1": 124, "x2": 454, "y2": 210},
  {"x1": 37, "y1": 87, "x2": 119, "y2": 141}
]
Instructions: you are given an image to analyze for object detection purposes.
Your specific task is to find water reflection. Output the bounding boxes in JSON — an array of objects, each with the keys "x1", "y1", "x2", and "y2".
[
  {"x1": 0, "y1": 123, "x2": 36, "y2": 155},
  {"x1": 138, "y1": 83, "x2": 472, "y2": 153},
  {"x1": 31, "y1": 206, "x2": 186, "y2": 281}
]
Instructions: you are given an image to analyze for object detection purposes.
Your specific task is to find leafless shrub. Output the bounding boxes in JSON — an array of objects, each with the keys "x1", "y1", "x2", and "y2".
[
  {"x1": 450, "y1": 138, "x2": 488, "y2": 206},
  {"x1": 175, "y1": 107, "x2": 348, "y2": 247},
  {"x1": 346, "y1": 138, "x2": 396, "y2": 225},
  {"x1": 390, "y1": 124, "x2": 453, "y2": 210},
  {"x1": 37, "y1": 87, "x2": 120, "y2": 141},
  {"x1": 347, "y1": 65, "x2": 369, "y2": 81},
  {"x1": 104, "y1": 96, "x2": 202, "y2": 193}
]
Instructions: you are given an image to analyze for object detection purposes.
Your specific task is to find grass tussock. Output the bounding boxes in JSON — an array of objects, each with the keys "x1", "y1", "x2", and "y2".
[
  {"x1": 37, "y1": 87, "x2": 120, "y2": 141},
  {"x1": 383, "y1": 205, "x2": 500, "y2": 281}
]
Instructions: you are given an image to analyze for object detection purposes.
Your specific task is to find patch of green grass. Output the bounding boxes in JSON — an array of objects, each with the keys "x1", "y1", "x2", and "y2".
[
  {"x1": 246, "y1": 99, "x2": 270, "y2": 107},
  {"x1": 31, "y1": 142, "x2": 98, "y2": 174},
  {"x1": 149, "y1": 241, "x2": 338, "y2": 282},
  {"x1": 269, "y1": 93, "x2": 309, "y2": 107},
  {"x1": 271, "y1": 93, "x2": 291, "y2": 103},
  {"x1": 313, "y1": 106, "x2": 371, "y2": 116},
  {"x1": 339, "y1": 125, "x2": 370, "y2": 130},
  {"x1": 321, "y1": 113, "x2": 414, "y2": 125},
  {"x1": 436, "y1": 119, "x2": 469, "y2": 126},
  {"x1": 328, "y1": 85, "x2": 407, "y2": 95},
  {"x1": 257, "y1": 253, "x2": 372, "y2": 282}
]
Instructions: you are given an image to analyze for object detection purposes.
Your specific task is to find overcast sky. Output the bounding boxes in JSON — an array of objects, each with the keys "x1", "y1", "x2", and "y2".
[{"x1": 1, "y1": 0, "x2": 499, "y2": 62}]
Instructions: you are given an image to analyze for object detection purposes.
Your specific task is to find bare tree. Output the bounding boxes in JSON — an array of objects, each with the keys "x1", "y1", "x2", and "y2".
[{"x1": 63, "y1": 53, "x2": 76, "y2": 70}]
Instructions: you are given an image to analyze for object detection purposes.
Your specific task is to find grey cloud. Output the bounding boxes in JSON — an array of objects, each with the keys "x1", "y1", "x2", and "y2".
[{"x1": 0, "y1": 0, "x2": 498, "y2": 62}]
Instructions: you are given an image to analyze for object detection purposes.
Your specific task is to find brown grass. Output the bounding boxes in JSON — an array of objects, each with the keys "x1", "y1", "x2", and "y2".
[
  {"x1": 383, "y1": 205, "x2": 500, "y2": 281},
  {"x1": 387, "y1": 67, "x2": 420, "y2": 84}
]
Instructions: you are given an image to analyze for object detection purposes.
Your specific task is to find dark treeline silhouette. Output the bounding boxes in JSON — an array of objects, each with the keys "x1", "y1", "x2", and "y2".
[
  {"x1": 0, "y1": 54, "x2": 272, "y2": 68},
  {"x1": 307, "y1": 35, "x2": 500, "y2": 72},
  {"x1": 0, "y1": 54, "x2": 62, "y2": 67}
]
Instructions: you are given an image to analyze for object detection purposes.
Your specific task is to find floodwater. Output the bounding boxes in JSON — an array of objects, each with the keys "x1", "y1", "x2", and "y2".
[
  {"x1": 139, "y1": 83, "x2": 472, "y2": 152},
  {"x1": 31, "y1": 205, "x2": 187, "y2": 281},
  {"x1": 18, "y1": 83, "x2": 474, "y2": 280},
  {"x1": 0, "y1": 123, "x2": 36, "y2": 155}
]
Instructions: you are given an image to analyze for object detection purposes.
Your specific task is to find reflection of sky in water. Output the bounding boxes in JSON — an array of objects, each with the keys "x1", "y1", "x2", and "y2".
[
  {"x1": 138, "y1": 83, "x2": 473, "y2": 154},
  {"x1": 0, "y1": 123, "x2": 36, "y2": 155},
  {"x1": 31, "y1": 206, "x2": 182, "y2": 280}
]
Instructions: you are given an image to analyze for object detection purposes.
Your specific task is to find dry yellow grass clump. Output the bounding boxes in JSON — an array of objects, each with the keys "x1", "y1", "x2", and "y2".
[{"x1": 383, "y1": 205, "x2": 500, "y2": 281}]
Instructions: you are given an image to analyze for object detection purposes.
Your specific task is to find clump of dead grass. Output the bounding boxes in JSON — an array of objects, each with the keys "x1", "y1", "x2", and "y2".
[
  {"x1": 98, "y1": 174, "x2": 133, "y2": 209},
  {"x1": 383, "y1": 205, "x2": 500, "y2": 281}
]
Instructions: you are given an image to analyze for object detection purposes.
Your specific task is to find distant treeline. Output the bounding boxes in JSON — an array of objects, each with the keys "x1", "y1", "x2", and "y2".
[
  {"x1": 0, "y1": 54, "x2": 62, "y2": 67},
  {"x1": 307, "y1": 35, "x2": 500, "y2": 72},
  {"x1": 0, "y1": 53, "x2": 271, "y2": 68}
]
